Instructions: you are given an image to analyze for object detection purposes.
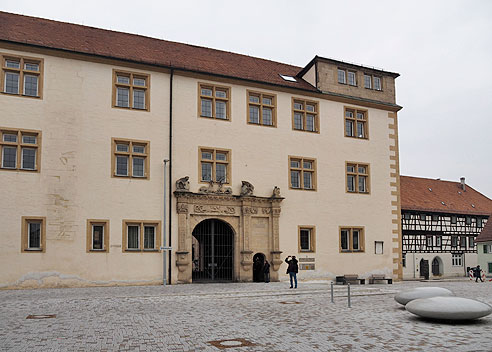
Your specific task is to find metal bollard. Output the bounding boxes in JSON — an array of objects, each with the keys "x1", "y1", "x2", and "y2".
[
  {"x1": 348, "y1": 283, "x2": 351, "y2": 308},
  {"x1": 331, "y1": 281, "x2": 334, "y2": 303}
]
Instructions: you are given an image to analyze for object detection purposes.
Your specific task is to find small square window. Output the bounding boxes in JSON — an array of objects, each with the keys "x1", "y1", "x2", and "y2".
[{"x1": 87, "y1": 220, "x2": 110, "y2": 252}]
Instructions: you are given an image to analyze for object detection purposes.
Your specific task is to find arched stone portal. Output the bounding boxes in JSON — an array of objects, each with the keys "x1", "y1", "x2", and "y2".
[
  {"x1": 174, "y1": 179, "x2": 283, "y2": 283},
  {"x1": 192, "y1": 219, "x2": 234, "y2": 282},
  {"x1": 432, "y1": 256, "x2": 443, "y2": 276}
]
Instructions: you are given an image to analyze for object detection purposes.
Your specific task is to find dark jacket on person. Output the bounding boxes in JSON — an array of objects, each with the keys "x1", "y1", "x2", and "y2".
[
  {"x1": 285, "y1": 257, "x2": 298, "y2": 273},
  {"x1": 263, "y1": 261, "x2": 270, "y2": 274},
  {"x1": 475, "y1": 266, "x2": 482, "y2": 277}
]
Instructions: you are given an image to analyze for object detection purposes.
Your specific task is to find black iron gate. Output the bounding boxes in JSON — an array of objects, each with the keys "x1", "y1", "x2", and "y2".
[{"x1": 192, "y1": 219, "x2": 234, "y2": 282}]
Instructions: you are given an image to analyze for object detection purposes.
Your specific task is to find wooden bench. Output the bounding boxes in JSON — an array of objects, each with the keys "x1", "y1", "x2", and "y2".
[
  {"x1": 335, "y1": 275, "x2": 365, "y2": 285},
  {"x1": 368, "y1": 274, "x2": 392, "y2": 284}
]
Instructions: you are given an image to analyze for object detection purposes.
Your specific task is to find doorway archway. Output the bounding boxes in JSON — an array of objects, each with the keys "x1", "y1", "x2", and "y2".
[
  {"x1": 253, "y1": 253, "x2": 266, "y2": 282},
  {"x1": 192, "y1": 219, "x2": 234, "y2": 282},
  {"x1": 432, "y1": 257, "x2": 443, "y2": 276}
]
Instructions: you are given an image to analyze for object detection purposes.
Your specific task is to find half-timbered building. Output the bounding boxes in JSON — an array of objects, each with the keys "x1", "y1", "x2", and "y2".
[
  {"x1": 401, "y1": 176, "x2": 492, "y2": 279},
  {"x1": 475, "y1": 218, "x2": 492, "y2": 277}
]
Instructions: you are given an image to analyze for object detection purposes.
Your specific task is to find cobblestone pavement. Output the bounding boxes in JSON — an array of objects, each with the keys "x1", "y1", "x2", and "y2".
[{"x1": 1, "y1": 279, "x2": 491, "y2": 351}]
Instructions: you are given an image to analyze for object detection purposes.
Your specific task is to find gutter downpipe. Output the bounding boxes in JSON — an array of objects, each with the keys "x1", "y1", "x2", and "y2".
[
  {"x1": 163, "y1": 159, "x2": 169, "y2": 285},
  {"x1": 168, "y1": 69, "x2": 174, "y2": 284}
]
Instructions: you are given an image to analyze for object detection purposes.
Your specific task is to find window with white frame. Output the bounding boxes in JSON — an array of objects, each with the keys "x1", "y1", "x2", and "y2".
[
  {"x1": 451, "y1": 254, "x2": 462, "y2": 266},
  {"x1": 289, "y1": 156, "x2": 316, "y2": 190},
  {"x1": 363, "y1": 73, "x2": 382, "y2": 91},
  {"x1": 340, "y1": 227, "x2": 365, "y2": 252},
  {"x1": 113, "y1": 70, "x2": 149, "y2": 110},
  {"x1": 1, "y1": 129, "x2": 40, "y2": 171},
  {"x1": 2, "y1": 54, "x2": 43, "y2": 98},
  {"x1": 299, "y1": 226, "x2": 315, "y2": 252},
  {"x1": 123, "y1": 220, "x2": 161, "y2": 252},
  {"x1": 375, "y1": 241, "x2": 383, "y2": 254},
  {"x1": 426, "y1": 236, "x2": 433, "y2": 247},
  {"x1": 86, "y1": 220, "x2": 109, "y2": 252},
  {"x1": 112, "y1": 138, "x2": 149, "y2": 179},
  {"x1": 21, "y1": 217, "x2": 45, "y2": 252}
]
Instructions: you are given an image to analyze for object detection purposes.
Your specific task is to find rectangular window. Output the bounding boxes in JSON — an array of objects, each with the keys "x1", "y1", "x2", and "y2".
[
  {"x1": 460, "y1": 236, "x2": 467, "y2": 249},
  {"x1": 2, "y1": 55, "x2": 43, "y2": 98},
  {"x1": 489, "y1": 263, "x2": 492, "y2": 274},
  {"x1": 339, "y1": 227, "x2": 365, "y2": 252},
  {"x1": 247, "y1": 91, "x2": 276, "y2": 127},
  {"x1": 199, "y1": 83, "x2": 230, "y2": 120},
  {"x1": 86, "y1": 220, "x2": 109, "y2": 252},
  {"x1": 426, "y1": 236, "x2": 433, "y2": 247},
  {"x1": 21, "y1": 217, "x2": 46, "y2": 252},
  {"x1": 122, "y1": 220, "x2": 161, "y2": 252},
  {"x1": 346, "y1": 162, "x2": 369, "y2": 193},
  {"x1": 451, "y1": 216, "x2": 457, "y2": 224},
  {"x1": 337, "y1": 68, "x2": 346, "y2": 84},
  {"x1": 364, "y1": 74, "x2": 372, "y2": 89},
  {"x1": 363, "y1": 74, "x2": 382, "y2": 91},
  {"x1": 466, "y1": 217, "x2": 471, "y2": 225},
  {"x1": 113, "y1": 70, "x2": 149, "y2": 111},
  {"x1": 298, "y1": 226, "x2": 315, "y2": 252},
  {"x1": 432, "y1": 214, "x2": 438, "y2": 221},
  {"x1": 199, "y1": 147, "x2": 231, "y2": 184},
  {"x1": 436, "y1": 236, "x2": 442, "y2": 247},
  {"x1": 420, "y1": 214, "x2": 426, "y2": 221},
  {"x1": 477, "y1": 218, "x2": 483, "y2": 227},
  {"x1": 292, "y1": 98, "x2": 319, "y2": 133},
  {"x1": 451, "y1": 236, "x2": 458, "y2": 247},
  {"x1": 469, "y1": 236, "x2": 474, "y2": 248},
  {"x1": 344, "y1": 107, "x2": 368, "y2": 139},
  {"x1": 451, "y1": 254, "x2": 462, "y2": 266},
  {"x1": 402, "y1": 253, "x2": 406, "y2": 268},
  {"x1": 375, "y1": 241, "x2": 383, "y2": 254},
  {"x1": 289, "y1": 156, "x2": 316, "y2": 190},
  {"x1": 484, "y1": 245, "x2": 488, "y2": 254},
  {"x1": 1, "y1": 129, "x2": 41, "y2": 172},
  {"x1": 112, "y1": 138, "x2": 149, "y2": 179},
  {"x1": 347, "y1": 71, "x2": 357, "y2": 86}
]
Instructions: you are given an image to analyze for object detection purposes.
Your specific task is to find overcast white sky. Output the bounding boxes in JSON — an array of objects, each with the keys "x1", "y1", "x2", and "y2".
[{"x1": 3, "y1": 0, "x2": 492, "y2": 198}]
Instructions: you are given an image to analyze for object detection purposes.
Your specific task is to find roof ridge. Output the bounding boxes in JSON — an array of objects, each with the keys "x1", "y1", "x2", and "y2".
[{"x1": 0, "y1": 11, "x2": 303, "y2": 71}]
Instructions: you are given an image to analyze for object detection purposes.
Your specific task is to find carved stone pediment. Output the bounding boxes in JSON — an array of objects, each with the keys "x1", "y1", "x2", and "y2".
[{"x1": 198, "y1": 180, "x2": 232, "y2": 195}]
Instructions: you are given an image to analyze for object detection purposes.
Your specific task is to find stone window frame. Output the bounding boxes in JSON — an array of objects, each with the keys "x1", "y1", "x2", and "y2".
[
  {"x1": 198, "y1": 146, "x2": 232, "y2": 185},
  {"x1": 246, "y1": 90, "x2": 277, "y2": 127},
  {"x1": 198, "y1": 82, "x2": 231, "y2": 121},
  {"x1": 112, "y1": 69, "x2": 150, "y2": 111},
  {"x1": 1, "y1": 53, "x2": 44, "y2": 99},
  {"x1": 339, "y1": 227, "x2": 365, "y2": 253},
  {"x1": 291, "y1": 98, "x2": 319, "y2": 133},
  {"x1": 288, "y1": 156, "x2": 317, "y2": 191},
  {"x1": 111, "y1": 138, "x2": 150, "y2": 179},
  {"x1": 344, "y1": 106, "x2": 368, "y2": 139},
  {"x1": 298, "y1": 225, "x2": 316, "y2": 253},
  {"x1": 363, "y1": 73, "x2": 382, "y2": 91},
  {"x1": 21, "y1": 216, "x2": 46, "y2": 253},
  {"x1": 0, "y1": 128, "x2": 41, "y2": 172},
  {"x1": 345, "y1": 162, "x2": 370, "y2": 194},
  {"x1": 86, "y1": 219, "x2": 110, "y2": 253},
  {"x1": 122, "y1": 220, "x2": 161, "y2": 252}
]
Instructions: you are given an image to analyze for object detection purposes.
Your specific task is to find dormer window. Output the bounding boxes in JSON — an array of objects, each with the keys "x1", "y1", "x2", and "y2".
[
  {"x1": 364, "y1": 74, "x2": 382, "y2": 91},
  {"x1": 337, "y1": 69, "x2": 346, "y2": 84},
  {"x1": 279, "y1": 74, "x2": 297, "y2": 82}
]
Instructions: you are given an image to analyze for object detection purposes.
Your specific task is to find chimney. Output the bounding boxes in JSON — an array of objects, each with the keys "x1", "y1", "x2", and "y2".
[{"x1": 460, "y1": 177, "x2": 466, "y2": 191}]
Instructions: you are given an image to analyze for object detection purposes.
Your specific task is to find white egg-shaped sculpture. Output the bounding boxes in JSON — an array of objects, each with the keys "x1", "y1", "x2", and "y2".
[
  {"x1": 406, "y1": 296, "x2": 492, "y2": 320},
  {"x1": 394, "y1": 287, "x2": 454, "y2": 305}
]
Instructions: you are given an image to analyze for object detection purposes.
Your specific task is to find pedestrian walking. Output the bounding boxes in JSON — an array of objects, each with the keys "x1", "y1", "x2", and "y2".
[
  {"x1": 285, "y1": 256, "x2": 298, "y2": 288},
  {"x1": 475, "y1": 265, "x2": 484, "y2": 282},
  {"x1": 263, "y1": 260, "x2": 271, "y2": 283}
]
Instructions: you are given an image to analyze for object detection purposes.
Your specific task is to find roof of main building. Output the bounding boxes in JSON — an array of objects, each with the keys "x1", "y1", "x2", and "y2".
[
  {"x1": 476, "y1": 218, "x2": 492, "y2": 243},
  {"x1": 401, "y1": 176, "x2": 492, "y2": 216},
  {"x1": 0, "y1": 11, "x2": 320, "y2": 91}
]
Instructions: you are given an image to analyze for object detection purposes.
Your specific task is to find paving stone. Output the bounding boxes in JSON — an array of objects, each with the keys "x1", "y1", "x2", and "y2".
[{"x1": 0, "y1": 280, "x2": 491, "y2": 351}]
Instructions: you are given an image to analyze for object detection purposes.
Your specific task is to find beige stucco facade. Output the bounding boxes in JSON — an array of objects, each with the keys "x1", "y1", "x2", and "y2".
[{"x1": 0, "y1": 43, "x2": 401, "y2": 288}]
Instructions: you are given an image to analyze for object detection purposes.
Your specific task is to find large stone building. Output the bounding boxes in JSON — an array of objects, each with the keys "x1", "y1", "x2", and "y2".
[
  {"x1": 401, "y1": 176, "x2": 492, "y2": 279},
  {"x1": 0, "y1": 12, "x2": 402, "y2": 288}
]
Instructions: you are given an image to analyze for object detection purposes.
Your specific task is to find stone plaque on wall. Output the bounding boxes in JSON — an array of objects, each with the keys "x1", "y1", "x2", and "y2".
[{"x1": 251, "y1": 217, "x2": 269, "y2": 250}]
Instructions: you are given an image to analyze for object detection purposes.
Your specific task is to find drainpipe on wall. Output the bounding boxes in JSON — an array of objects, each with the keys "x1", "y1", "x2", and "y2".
[
  {"x1": 168, "y1": 69, "x2": 174, "y2": 284},
  {"x1": 162, "y1": 159, "x2": 169, "y2": 285}
]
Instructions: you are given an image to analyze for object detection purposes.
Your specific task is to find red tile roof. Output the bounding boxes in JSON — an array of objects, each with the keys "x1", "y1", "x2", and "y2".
[
  {"x1": 0, "y1": 11, "x2": 317, "y2": 92},
  {"x1": 401, "y1": 176, "x2": 492, "y2": 216},
  {"x1": 476, "y1": 219, "x2": 492, "y2": 243}
]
